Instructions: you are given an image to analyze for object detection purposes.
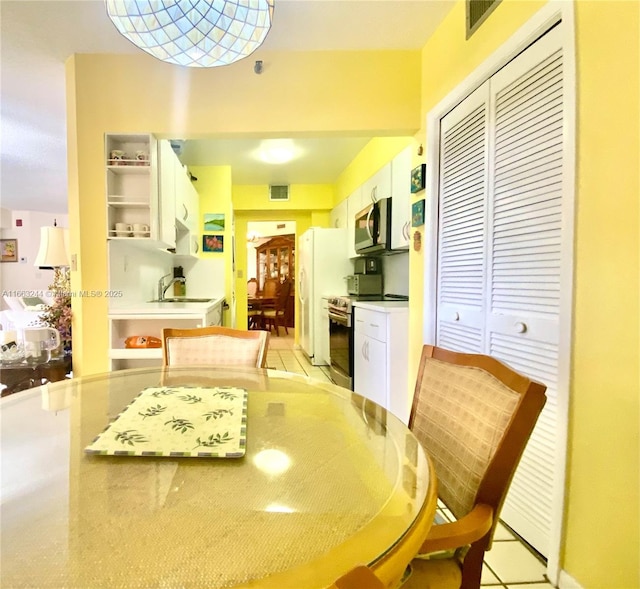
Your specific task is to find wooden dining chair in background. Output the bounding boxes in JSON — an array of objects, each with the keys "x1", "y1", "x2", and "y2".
[
  {"x1": 261, "y1": 278, "x2": 292, "y2": 336},
  {"x1": 399, "y1": 345, "x2": 547, "y2": 589},
  {"x1": 247, "y1": 278, "x2": 262, "y2": 330},
  {"x1": 161, "y1": 326, "x2": 269, "y2": 368},
  {"x1": 262, "y1": 278, "x2": 278, "y2": 299}
]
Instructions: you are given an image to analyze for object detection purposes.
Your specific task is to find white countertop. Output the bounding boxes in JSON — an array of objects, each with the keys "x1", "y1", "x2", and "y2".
[
  {"x1": 109, "y1": 295, "x2": 225, "y2": 316},
  {"x1": 352, "y1": 300, "x2": 409, "y2": 312}
]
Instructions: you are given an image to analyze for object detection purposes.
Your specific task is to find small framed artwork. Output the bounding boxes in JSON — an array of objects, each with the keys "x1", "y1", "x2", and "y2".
[
  {"x1": 411, "y1": 164, "x2": 426, "y2": 193},
  {"x1": 0, "y1": 239, "x2": 18, "y2": 262},
  {"x1": 203, "y1": 234, "x2": 224, "y2": 253},
  {"x1": 412, "y1": 199, "x2": 425, "y2": 227},
  {"x1": 203, "y1": 213, "x2": 225, "y2": 232}
]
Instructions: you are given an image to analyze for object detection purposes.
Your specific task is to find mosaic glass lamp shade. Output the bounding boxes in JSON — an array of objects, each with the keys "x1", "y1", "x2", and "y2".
[{"x1": 105, "y1": 0, "x2": 275, "y2": 68}]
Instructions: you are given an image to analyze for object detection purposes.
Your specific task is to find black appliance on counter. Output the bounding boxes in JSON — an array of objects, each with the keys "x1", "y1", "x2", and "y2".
[
  {"x1": 353, "y1": 256, "x2": 380, "y2": 275},
  {"x1": 327, "y1": 293, "x2": 408, "y2": 391}
]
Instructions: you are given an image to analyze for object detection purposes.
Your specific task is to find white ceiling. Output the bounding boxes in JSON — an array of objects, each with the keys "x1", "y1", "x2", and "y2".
[{"x1": 0, "y1": 0, "x2": 454, "y2": 213}]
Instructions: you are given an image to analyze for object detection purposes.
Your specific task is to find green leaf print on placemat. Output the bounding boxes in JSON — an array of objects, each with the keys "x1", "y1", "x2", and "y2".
[{"x1": 85, "y1": 386, "x2": 247, "y2": 458}]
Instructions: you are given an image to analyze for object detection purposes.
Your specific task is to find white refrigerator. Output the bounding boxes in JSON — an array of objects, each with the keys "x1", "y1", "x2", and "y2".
[{"x1": 299, "y1": 227, "x2": 352, "y2": 365}]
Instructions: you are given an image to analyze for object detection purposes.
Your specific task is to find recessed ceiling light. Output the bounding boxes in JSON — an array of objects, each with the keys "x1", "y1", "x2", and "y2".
[{"x1": 256, "y1": 139, "x2": 298, "y2": 164}]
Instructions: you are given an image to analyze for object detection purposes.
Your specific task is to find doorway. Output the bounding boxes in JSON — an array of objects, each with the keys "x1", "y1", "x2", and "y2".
[{"x1": 245, "y1": 221, "x2": 296, "y2": 336}]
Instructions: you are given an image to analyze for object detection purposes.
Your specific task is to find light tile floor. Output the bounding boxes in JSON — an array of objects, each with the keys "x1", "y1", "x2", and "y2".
[{"x1": 268, "y1": 332, "x2": 555, "y2": 589}]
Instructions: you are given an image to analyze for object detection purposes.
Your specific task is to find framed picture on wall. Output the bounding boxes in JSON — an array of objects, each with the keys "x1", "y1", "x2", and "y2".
[
  {"x1": 203, "y1": 234, "x2": 224, "y2": 253},
  {"x1": 0, "y1": 239, "x2": 18, "y2": 262},
  {"x1": 412, "y1": 199, "x2": 425, "y2": 227},
  {"x1": 411, "y1": 164, "x2": 426, "y2": 193},
  {"x1": 203, "y1": 214, "x2": 225, "y2": 232}
]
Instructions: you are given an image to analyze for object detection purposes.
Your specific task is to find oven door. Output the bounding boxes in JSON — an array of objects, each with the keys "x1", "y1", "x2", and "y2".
[{"x1": 328, "y1": 310, "x2": 353, "y2": 390}]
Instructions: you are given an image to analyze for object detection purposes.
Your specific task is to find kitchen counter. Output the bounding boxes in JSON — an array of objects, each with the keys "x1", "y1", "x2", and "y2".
[
  {"x1": 109, "y1": 295, "x2": 225, "y2": 316},
  {"x1": 352, "y1": 300, "x2": 409, "y2": 312},
  {"x1": 108, "y1": 296, "x2": 225, "y2": 369}
]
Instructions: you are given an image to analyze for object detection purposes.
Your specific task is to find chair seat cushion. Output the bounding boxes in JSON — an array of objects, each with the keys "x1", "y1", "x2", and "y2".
[{"x1": 262, "y1": 310, "x2": 283, "y2": 318}]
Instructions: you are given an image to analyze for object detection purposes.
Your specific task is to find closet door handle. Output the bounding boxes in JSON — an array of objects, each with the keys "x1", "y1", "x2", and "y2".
[{"x1": 515, "y1": 322, "x2": 527, "y2": 333}]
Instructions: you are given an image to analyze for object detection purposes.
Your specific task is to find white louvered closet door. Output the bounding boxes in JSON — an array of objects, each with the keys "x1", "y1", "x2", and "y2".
[
  {"x1": 486, "y1": 25, "x2": 563, "y2": 557},
  {"x1": 435, "y1": 25, "x2": 564, "y2": 556},
  {"x1": 436, "y1": 83, "x2": 490, "y2": 353}
]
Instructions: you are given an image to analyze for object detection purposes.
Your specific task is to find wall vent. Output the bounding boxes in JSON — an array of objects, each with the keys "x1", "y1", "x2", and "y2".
[
  {"x1": 466, "y1": 0, "x2": 500, "y2": 38},
  {"x1": 269, "y1": 185, "x2": 290, "y2": 201}
]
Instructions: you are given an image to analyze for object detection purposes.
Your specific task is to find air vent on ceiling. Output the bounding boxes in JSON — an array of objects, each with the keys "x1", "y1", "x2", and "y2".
[
  {"x1": 466, "y1": 0, "x2": 500, "y2": 38},
  {"x1": 269, "y1": 185, "x2": 290, "y2": 202}
]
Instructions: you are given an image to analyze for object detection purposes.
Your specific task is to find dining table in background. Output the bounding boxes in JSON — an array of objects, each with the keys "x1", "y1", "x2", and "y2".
[{"x1": 0, "y1": 366, "x2": 436, "y2": 589}]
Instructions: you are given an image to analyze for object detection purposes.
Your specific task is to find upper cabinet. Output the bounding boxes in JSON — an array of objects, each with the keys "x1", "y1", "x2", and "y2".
[
  {"x1": 362, "y1": 163, "x2": 391, "y2": 205},
  {"x1": 390, "y1": 146, "x2": 412, "y2": 250},
  {"x1": 175, "y1": 163, "x2": 199, "y2": 234},
  {"x1": 330, "y1": 198, "x2": 348, "y2": 229},
  {"x1": 105, "y1": 134, "x2": 174, "y2": 249}
]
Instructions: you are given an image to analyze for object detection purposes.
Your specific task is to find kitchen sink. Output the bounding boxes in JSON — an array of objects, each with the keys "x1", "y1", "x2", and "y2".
[{"x1": 149, "y1": 298, "x2": 213, "y2": 303}]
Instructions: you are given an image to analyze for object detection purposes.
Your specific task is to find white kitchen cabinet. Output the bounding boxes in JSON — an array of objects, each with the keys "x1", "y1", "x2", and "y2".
[
  {"x1": 174, "y1": 226, "x2": 200, "y2": 258},
  {"x1": 175, "y1": 163, "x2": 199, "y2": 234},
  {"x1": 362, "y1": 163, "x2": 392, "y2": 204},
  {"x1": 353, "y1": 303, "x2": 409, "y2": 424},
  {"x1": 330, "y1": 199, "x2": 348, "y2": 229},
  {"x1": 390, "y1": 146, "x2": 412, "y2": 250},
  {"x1": 105, "y1": 134, "x2": 174, "y2": 249},
  {"x1": 346, "y1": 186, "x2": 362, "y2": 259}
]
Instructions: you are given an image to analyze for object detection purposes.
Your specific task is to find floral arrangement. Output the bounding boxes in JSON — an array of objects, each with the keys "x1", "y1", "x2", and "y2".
[{"x1": 41, "y1": 267, "x2": 72, "y2": 353}]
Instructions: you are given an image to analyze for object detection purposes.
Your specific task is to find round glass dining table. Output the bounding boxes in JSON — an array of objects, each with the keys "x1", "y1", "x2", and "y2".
[{"x1": 1, "y1": 366, "x2": 436, "y2": 589}]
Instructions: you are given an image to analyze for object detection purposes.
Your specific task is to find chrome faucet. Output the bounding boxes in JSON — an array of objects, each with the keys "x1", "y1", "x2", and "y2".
[{"x1": 157, "y1": 273, "x2": 186, "y2": 301}]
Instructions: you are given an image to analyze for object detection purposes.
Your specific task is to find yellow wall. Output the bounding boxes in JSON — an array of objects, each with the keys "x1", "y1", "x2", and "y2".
[
  {"x1": 233, "y1": 184, "x2": 334, "y2": 211},
  {"x1": 414, "y1": 1, "x2": 639, "y2": 587},
  {"x1": 189, "y1": 165, "x2": 233, "y2": 324},
  {"x1": 335, "y1": 137, "x2": 414, "y2": 204},
  {"x1": 568, "y1": 1, "x2": 639, "y2": 585}
]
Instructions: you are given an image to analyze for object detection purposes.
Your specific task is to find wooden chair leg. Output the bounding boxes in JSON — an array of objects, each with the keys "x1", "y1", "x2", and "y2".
[{"x1": 460, "y1": 540, "x2": 488, "y2": 589}]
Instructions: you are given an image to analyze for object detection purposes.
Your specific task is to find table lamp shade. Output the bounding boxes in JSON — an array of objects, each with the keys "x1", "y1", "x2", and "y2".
[{"x1": 34, "y1": 226, "x2": 70, "y2": 268}]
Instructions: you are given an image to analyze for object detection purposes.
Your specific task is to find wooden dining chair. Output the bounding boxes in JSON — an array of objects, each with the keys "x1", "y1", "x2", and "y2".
[
  {"x1": 161, "y1": 326, "x2": 269, "y2": 368},
  {"x1": 247, "y1": 279, "x2": 262, "y2": 330},
  {"x1": 262, "y1": 278, "x2": 279, "y2": 299},
  {"x1": 261, "y1": 278, "x2": 292, "y2": 336},
  {"x1": 400, "y1": 345, "x2": 547, "y2": 589}
]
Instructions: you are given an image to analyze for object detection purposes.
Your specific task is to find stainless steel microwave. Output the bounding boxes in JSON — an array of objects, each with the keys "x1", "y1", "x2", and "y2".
[{"x1": 354, "y1": 197, "x2": 392, "y2": 255}]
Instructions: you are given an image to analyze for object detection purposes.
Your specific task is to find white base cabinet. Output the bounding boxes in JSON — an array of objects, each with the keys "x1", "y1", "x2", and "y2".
[{"x1": 353, "y1": 303, "x2": 409, "y2": 424}]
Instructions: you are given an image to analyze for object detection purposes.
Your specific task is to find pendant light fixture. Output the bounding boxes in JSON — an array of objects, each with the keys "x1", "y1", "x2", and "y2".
[{"x1": 105, "y1": 0, "x2": 275, "y2": 68}]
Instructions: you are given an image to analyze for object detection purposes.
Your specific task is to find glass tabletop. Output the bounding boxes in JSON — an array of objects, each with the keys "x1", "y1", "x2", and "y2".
[{"x1": 1, "y1": 366, "x2": 434, "y2": 588}]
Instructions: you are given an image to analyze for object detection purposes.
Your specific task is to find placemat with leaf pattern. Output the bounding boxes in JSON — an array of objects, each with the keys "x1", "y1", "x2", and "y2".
[{"x1": 85, "y1": 386, "x2": 247, "y2": 458}]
